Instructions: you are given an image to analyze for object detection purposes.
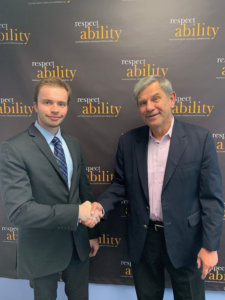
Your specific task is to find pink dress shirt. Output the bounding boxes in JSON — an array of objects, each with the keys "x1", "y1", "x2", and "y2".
[{"x1": 147, "y1": 118, "x2": 174, "y2": 221}]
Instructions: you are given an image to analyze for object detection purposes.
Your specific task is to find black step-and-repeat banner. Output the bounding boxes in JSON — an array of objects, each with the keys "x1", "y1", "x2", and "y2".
[{"x1": 0, "y1": 0, "x2": 225, "y2": 290}]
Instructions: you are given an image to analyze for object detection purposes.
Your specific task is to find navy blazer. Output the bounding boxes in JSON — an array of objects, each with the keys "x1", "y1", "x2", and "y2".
[{"x1": 99, "y1": 119, "x2": 224, "y2": 268}]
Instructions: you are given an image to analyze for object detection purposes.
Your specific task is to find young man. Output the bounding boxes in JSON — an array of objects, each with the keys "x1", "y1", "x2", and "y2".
[{"x1": 0, "y1": 77, "x2": 99, "y2": 300}]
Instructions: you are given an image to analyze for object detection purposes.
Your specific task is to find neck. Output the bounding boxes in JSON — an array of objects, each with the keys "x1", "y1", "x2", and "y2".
[
  {"x1": 151, "y1": 118, "x2": 173, "y2": 141},
  {"x1": 51, "y1": 128, "x2": 59, "y2": 135},
  {"x1": 151, "y1": 129, "x2": 166, "y2": 141},
  {"x1": 36, "y1": 121, "x2": 59, "y2": 135}
]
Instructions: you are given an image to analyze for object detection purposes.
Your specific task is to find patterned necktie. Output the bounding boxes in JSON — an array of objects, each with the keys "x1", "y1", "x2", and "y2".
[{"x1": 52, "y1": 136, "x2": 68, "y2": 185}]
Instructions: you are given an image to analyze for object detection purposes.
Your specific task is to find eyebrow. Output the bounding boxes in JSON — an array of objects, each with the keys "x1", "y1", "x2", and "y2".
[
  {"x1": 40, "y1": 99, "x2": 67, "y2": 102},
  {"x1": 138, "y1": 92, "x2": 161, "y2": 101},
  {"x1": 151, "y1": 93, "x2": 161, "y2": 98}
]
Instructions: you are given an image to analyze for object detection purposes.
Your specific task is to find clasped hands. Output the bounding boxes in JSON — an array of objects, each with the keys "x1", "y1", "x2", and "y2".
[{"x1": 79, "y1": 201, "x2": 104, "y2": 228}]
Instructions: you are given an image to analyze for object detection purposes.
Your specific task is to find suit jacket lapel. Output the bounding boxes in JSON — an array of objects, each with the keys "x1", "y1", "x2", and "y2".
[
  {"x1": 28, "y1": 124, "x2": 68, "y2": 188},
  {"x1": 162, "y1": 119, "x2": 188, "y2": 191},
  {"x1": 135, "y1": 126, "x2": 149, "y2": 203}
]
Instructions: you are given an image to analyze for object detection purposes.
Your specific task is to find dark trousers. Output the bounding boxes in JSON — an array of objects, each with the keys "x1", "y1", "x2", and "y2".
[
  {"x1": 132, "y1": 226, "x2": 205, "y2": 300},
  {"x1": 30, "y1": 248, "x2": 89, "y2": 300}
]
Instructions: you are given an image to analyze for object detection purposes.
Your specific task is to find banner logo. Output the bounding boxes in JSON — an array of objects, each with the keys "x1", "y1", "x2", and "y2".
[
  {"x1": 1, "y1": 227, "x2": 18, "y2": 242},
  {"x1": 206, "y1": 265, "x2": 225, "y2": 283},
  {"x1": 86, "y1": 166, "x2": 114, "y2": 184},
  {"x1": 75, "y1": 20, "x2": 122, "y2": 43},
  {"x1": 121, "y1": 58, "x2": 168, "y2": 80},
  {"x1": 121, "y1": 261, "x2": 133, "y2": 278},
  {"x1": 172, "y1": 96, "x2": 214, "y2": 117},
  {"x1": 212, "y1": 133, "x2": 225, "y2": 153},
  {"x1": 169, "y1": 18, "x2": 219, "y2": 40},
  {"x1": 99, "y1": 233, "x2": 121, "y2": 248},
  {"x1": 216, "y1": 57, "x2": 225, "y2": 80},
  {"x1": 0, "y1": 24, "x2": 30, "y2": 45},
  {"x1": 32, "y1": 61, "x2": 77, "y2": 81},
  {"x1": 76, "y1": 97, "x2": 122, "y2": 118},
  {"x1": 0, "y1": 97, "x2": 33, "y2": 118}
]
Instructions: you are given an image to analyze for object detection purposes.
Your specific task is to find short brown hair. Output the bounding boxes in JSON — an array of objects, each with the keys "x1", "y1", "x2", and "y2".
[{"x1": 34, "y1": 77, "x2": 72, "y2": 103}]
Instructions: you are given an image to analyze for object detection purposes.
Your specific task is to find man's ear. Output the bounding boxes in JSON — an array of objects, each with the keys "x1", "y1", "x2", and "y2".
[
  {"x1": 170, "y1": 91, "x2": 176, "y2": 108},
  {"x1": 33, "y1": 101, "x2": 38, "y2": 112}
]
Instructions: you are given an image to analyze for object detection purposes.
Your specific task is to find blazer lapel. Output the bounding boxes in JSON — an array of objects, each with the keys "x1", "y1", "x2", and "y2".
[
  {"x1": 135, "y1": 126, "x2": 149, "y2": 203},
  {"x1": 28, "y1": 124, "x2": 68, "y2": 188},
  {"x1": 162, "y1": 119, "x2": 188, "y2": 191}
]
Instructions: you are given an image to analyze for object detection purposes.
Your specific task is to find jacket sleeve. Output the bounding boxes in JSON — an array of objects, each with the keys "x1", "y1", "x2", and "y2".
[
  {"x1": 199, "y1": 131, "x2": 224, "y2": 250},
  {"x1": 0, "y1": 141, "x2": 79, "y2": 231},
  {"x1": 98, "y1": 135, "x2": 127, "y2": 215}
]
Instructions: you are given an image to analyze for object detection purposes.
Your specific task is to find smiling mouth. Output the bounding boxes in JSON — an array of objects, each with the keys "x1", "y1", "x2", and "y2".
[
  {"x1": 49, "y1": 116, "x2": 61, "y2": 121},
  {"x1": 146, "y1": 113, "x2": 159, "y2": 118}
]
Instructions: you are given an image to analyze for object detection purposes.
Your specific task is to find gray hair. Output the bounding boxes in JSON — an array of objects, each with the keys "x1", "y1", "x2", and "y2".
[{"x1": 133, "y1": 76, "x2": 173, "y2": 102}]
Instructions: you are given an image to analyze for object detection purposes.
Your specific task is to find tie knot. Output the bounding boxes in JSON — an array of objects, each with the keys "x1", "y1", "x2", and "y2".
[{"x1": 52, "y1": 136, "x2": 61, "y2": 146}]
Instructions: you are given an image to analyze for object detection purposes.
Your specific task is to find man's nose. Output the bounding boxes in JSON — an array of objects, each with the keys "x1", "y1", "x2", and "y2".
[
  {"x1": 51, "y1": 103, "x2": 59, "y2": 113},
  {"x1": 146, "y1": 100, "x2": 154, "y2": 111}
]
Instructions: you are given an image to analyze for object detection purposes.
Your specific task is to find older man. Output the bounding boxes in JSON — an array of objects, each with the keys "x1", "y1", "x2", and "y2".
[{"x1": 91, "y1": 76, "x2": 224, "y2": 300}]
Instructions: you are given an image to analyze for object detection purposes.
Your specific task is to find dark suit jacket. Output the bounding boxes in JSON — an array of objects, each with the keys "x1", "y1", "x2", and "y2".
[
  {"x1": 0, "y1": 124, "x2": 98, "y2": 279},
  {"x1": 99, "y1": 119, "x2": 224, "y2": 268}
]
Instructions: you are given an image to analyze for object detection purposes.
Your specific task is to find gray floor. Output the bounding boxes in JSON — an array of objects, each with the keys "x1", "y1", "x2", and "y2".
[{"x1": 0, "y1": 278, "x2": 224, "y2": 300}]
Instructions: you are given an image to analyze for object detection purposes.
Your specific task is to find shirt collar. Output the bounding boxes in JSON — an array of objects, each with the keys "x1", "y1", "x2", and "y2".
[{"x1": 34, "y1": 121, "x2": 63, "y2": 145}]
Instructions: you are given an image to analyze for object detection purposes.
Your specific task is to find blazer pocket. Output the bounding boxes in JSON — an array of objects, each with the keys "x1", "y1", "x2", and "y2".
[{"x1": 187, "y1": 211, "x2": 201, "y2": 227}]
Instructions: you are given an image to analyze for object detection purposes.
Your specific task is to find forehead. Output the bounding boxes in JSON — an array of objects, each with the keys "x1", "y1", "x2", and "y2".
[
  {"x1": 138, "y1": 81, "x2": 165, "y2": 99},
  {"x1": 38, "y1": 85, "x2": 68, "y2": 100}
]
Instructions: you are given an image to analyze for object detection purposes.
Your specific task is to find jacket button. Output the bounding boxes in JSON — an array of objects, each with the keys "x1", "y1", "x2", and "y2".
[
  {"x1": 144, "y1": 224, "x2": 148, "y2": 229},
  {"x1": 146, "y1": 206, "x2": 149, "y2": 210}
]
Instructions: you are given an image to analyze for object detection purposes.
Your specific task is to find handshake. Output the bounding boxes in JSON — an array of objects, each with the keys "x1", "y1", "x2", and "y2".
[{"x1": 79, "y1": 201, "x2": 104, "y2": 228}]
